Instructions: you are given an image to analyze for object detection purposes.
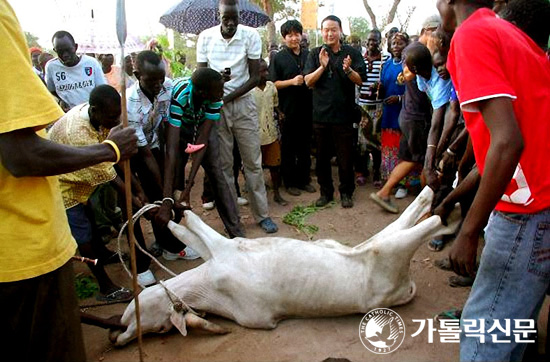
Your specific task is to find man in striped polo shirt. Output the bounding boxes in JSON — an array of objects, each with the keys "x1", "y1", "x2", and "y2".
[
  {"x1": 355, "y1": 29, "x2": 389, "y2": 187},
  {"x1": 156, "y1": 68, "x2": 245, "y2": 239}
]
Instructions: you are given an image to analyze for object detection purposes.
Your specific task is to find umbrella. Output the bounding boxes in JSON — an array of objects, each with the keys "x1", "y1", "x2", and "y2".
[
  {"x1": 159, "y1": 0, "x2": 271, "y2": 35},
  {"x1": 71, "y1": 9, "x2": 145, "y2": 55},
  {"x1": 77, "y1": 31, "x2": 144, "y2": 54}
]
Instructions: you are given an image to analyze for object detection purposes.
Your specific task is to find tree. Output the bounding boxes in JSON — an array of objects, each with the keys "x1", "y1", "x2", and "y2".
[
  {"x1": 25, "y1": 32, "x2": 40, "y2": 48},
  {"x1": 348, "y1": 17, "x2": 370, "y2": 41},
  {"x1": 362, "y1": 0, "x2": 402, "y2": 30},
  {"x1": 252, "y1": 0, "x2": 299, "y2": 50}
]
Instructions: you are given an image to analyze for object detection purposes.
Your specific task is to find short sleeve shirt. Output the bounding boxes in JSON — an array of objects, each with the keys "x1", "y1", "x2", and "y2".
[
  {"x1": 448, "y1": 8, "x2": 550, "y2": 213},
  {"x1": 127, "y1": 78, "x2": 173, "y2": 148},
  {"x1": 48, "y1": 103, "x2": 117, "y2": 209},
  {"x1": 0, "y1": 0, "x2": 76, "y2": 282},
  {"x1": 304, "y1": 44, "x2": 367, "y2": 124},
  {"x1": 357, "y1": 53, "x2": 390, "y2": 105},
  {"x1": 168, "y1": 77, "x2": 223, "y2": 128},
  {"x1": 252, "y1": 81, "x2": 279, "y2": 145},
  {"x1": 45, "y1": 55, "x2": 106, "y2": 108},
  {"x1": 197, "y1": 25, "x2": 261, "y2": 96},
  {"x1": 416, "y1": 67, "x2": 453, "y2": 110}
]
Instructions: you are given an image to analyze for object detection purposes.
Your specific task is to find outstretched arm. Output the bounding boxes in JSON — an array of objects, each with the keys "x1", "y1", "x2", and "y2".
[{"x1": 0, "y1": 125, "x2": 137, "y2": 177}]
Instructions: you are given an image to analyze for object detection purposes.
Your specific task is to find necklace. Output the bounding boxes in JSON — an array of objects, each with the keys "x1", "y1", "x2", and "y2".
[{"x1": 392, "y1": 58, "x2": 403, "y2": 65}]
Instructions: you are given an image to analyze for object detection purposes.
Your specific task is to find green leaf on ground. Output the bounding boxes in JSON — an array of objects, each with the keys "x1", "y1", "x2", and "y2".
[
  {"x1": 74, "y1": 273, "x2": 99, "y2": 300},
  {"x1": 283, "y1": 202, "x2": 335, "y2": 239}
]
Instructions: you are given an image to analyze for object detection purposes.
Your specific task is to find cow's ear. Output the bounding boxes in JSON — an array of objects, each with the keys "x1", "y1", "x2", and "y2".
[{"x1": 170, "y1": 311, "x2": 188, "y2": 336}]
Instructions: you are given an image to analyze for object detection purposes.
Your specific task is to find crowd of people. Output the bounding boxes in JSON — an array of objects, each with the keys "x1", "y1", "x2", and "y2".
[{"x1": 2, "y1": 0, "x2": 550, "y2": 360}]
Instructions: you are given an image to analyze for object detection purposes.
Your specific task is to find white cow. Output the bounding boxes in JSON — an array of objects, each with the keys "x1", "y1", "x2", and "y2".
[{"x1": 111, "y1": 187, "x2": 460, "y2": 346}]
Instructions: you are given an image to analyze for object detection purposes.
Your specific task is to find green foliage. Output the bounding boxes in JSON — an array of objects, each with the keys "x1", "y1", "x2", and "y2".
[
  {"x1": 348, "y1": 17, "x2": 371, "y2": 42},
  {"x1": 283, "y1": 202, "x2": 335, "y2": 239},
  {"x1": 149, "y1": 32, "x2": 197, "y2": 78},
  {"x1": 74, "y1": 274, "x2": 99, "y2": 300},
  {"x1": 25, "y1": 31, "x2": 40, "y2": 48}
]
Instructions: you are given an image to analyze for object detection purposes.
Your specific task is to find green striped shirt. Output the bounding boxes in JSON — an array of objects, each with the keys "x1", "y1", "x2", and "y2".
[{"x1": 169, "y1": 77, "x2": 223, "y2": 128}]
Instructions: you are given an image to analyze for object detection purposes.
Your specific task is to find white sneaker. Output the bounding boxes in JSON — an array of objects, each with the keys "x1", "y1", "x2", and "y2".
[
  {"x1": 395, "y1": 187, "x2": 408, "y2": 199},
  {"x1": 237, "y1": 197, "x2": 249, "y2": 206},
  {"x1": 162, "y1": 246, "x2": 201, "y2": 261},
  {"x1": 202, "y1": 201, "x2": 215, "y2": 210},
  {"x1": 137, "y1": 269, "x2": 156, "y2": 287}
]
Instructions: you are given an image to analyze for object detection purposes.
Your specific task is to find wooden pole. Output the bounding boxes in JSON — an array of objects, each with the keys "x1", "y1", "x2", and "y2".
[{"x1": 116, "y1": 1, "x2": 144, "y2": 360}]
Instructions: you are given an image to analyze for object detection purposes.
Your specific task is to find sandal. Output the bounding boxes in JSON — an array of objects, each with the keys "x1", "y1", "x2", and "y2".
[
  {"x1": 434, "y1": 258, "x2": 452, "y2": 271},
  {"x1": 428, "y1": 239, "x2": 445, "y2": 252},
  {"x1": 434, "y1": 308, "x2": 462, "y2": 323},
  {"x1": 356, "y1": 176, "x2": 367, "y2": 186},
  {"x1": 96, "y1": 288, "x2": 133, "y2": 303},
  {"x1": 369, "y1": 193, "x2": 399, "y2": 214},
  {"x1": 449, "y1": 275, "x2": 474, "y2": 288}
]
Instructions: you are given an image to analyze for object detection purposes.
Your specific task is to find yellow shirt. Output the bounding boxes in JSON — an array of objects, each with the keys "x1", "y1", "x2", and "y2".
[
  {"x1": 48, "y1": 104, "x2": 117, "y2": 209},
  {"x1": 0, "y1": 0, "x2": 76, "y2": 282}
]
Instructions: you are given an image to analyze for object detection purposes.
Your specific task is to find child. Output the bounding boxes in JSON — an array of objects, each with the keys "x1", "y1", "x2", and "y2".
[
  {"x1": 253, "y1": 59, "x2": 287, "y2": 205},
  {"x1": 379, "y1": 32, "x2": 407, "y2": 189},
  {"x1": 436, "y1": 1, "x2": 550, "y2": 360}
]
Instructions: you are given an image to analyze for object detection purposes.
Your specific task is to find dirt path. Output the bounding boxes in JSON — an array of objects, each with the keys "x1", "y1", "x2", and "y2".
[{"x1": 77, "y1": 170, "x2": 543, "y2": 361}]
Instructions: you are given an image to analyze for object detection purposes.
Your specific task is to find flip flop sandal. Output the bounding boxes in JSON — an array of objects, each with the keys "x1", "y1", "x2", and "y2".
[
  {"x1": 434, "y1": 308, "x2": 462, "y2": 323},
  {"x1": 369, "y1": 193, "x2": 399, "y2": 214},
  {"x1": 428, "y1": 239, "x2": 445, "y2": 252},
  {"x1": 96, "y1": 288, "x2": 133, "y2": 303},
  {"x1": 184, "y1": 143, "x2": 205, "y2": 154},
  {"x1": 448, "y1": 275, "x2": 475, "y2": 288},
  {"x1": 434, "y1": 258, "x2": 452, "y2": 271}
]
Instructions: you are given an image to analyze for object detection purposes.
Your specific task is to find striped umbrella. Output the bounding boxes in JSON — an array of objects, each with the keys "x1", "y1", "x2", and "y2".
[{"x1": 159, "y1": 0, "x2": 271, "y2": 35}]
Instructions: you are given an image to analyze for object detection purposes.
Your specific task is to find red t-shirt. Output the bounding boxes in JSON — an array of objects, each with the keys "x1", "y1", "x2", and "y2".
[{"x1": 448, "y1": 8, "x2": 550, "y2": 214}]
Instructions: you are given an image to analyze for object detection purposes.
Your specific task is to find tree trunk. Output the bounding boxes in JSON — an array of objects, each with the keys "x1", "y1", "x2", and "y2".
[
  {"x1": 362, "y1": 0, "x2": 403, "y2": 31},
  {"x1": 361, "y1": 0, "x2": 378, "y2": 30},
  {"x1": 382, "y1": 0, "x2": 402, "y2": 30},
  {"x1": 261, "y1": 0, "x2": 277, "y2": 46}
]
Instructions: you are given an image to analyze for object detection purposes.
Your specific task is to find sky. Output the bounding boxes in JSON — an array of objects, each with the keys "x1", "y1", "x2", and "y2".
[{"x1": 8, "y1": 0, "x2": 439, "y2": 48}]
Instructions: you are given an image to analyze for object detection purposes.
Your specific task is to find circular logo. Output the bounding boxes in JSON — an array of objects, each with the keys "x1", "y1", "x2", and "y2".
[{"x1": 359, "y1": 308, "x2": 406, "y2": 354}]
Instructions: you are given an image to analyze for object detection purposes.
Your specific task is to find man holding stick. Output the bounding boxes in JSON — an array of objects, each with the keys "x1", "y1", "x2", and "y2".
[{"x1": 0, "y1": 1, "x2": 138, "y2": 360}]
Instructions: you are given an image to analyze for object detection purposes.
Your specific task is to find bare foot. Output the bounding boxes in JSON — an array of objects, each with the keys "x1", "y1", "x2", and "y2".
[{"x1": 274, "y1": 191, "x2": 288, "y2": 206}]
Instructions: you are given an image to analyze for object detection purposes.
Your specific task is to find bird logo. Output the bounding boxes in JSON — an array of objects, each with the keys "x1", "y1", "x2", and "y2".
[{"x1": 359, "y1": 309, "x2": 405, "y2": 354}]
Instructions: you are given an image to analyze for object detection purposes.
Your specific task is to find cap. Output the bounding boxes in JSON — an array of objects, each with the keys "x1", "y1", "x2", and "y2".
[{"x1": 422, "y1": 15, "x2": 441, "y2": 30}]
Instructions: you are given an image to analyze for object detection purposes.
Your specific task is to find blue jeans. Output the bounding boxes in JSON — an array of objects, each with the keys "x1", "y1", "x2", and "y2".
[{"x1": 460, "y1": 209, "x2": 550, "y2": 361}]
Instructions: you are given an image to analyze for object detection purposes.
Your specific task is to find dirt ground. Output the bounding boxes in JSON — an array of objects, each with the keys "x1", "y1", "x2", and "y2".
[{"x1": 77, "y1": 169, "x2": 549, "y2": 362}]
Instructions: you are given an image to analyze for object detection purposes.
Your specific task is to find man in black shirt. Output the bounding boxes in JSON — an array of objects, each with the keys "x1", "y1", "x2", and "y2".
[
  {"x1": 304, "y1": 15, "x2": 367, "y2": 208},
  {"x1": 269, "y1": 20, "x2": 315, "y2": 197}
]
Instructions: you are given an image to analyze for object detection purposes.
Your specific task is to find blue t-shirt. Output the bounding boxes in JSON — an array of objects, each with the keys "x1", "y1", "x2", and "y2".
[
  {"x1": 416, "y1": 67, "x2": 453, "y2": 110},
  {"x1": 380, "y1": 58, "x2": 406, "y2": 129}
]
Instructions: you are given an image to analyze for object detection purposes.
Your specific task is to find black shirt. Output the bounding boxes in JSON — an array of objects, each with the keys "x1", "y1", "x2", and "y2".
[
  {"x1": 304, "y1": 44, "x2": 367, "y2": 124},
  {"x1": 400, "y1": 77, "x2": 432, "y2": 123},
  {"x1": 268, "y1": 46, "x2": 312, "y2": 118}
]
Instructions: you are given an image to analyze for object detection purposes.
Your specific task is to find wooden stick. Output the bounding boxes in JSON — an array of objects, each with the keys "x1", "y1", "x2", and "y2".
[
  {"x1": 116, "y1": 1, "x2": 144, "y2": 360},
  {"x1": 71, "y1": 256, "x2": 98, "y2": 265}
]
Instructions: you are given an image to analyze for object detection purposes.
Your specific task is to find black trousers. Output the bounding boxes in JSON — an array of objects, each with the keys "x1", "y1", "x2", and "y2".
[
  {"x1": 130, "y1": 147, "x2": 185, "y2": 273},
  {"x1": 175, "y1": 123, "x2": 244, "y2": 238},
  {"x1": 0, "y1": 262, "x2": 86, "y2": 362},
  {"x1": 313, "y1": 122, "x2": 356, "y2": 198},
  {"x1": 281, "y1": 113, "x2": 312, "y2": 188}
]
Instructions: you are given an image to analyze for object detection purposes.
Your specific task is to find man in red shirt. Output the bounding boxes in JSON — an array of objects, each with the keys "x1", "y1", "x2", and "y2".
[{"x1": 436, "y1": 0, "x2": 550, "y2": 360}]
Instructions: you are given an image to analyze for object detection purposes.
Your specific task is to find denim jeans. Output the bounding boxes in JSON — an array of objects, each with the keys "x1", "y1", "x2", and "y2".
[{"x1": 460, "y1": 209, "x2": 550, "y2": 361}]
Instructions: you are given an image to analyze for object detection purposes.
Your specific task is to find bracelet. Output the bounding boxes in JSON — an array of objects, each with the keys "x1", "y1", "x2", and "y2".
[
  {"x1": 162, "y1": 197, "x2": 175, "y2": 205},
  {"x1": 345, "y1": 68, "x2": 353, "y2": 76},
  {"x1": 102, "y1": 140, "x2": 121, "y2": 163},
  {"x1": 427, "y1": 144, "x2": 437, "y2": 149},
  {"x1": 446, "y1": 148, "x2": 456, "y2": 156}
]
